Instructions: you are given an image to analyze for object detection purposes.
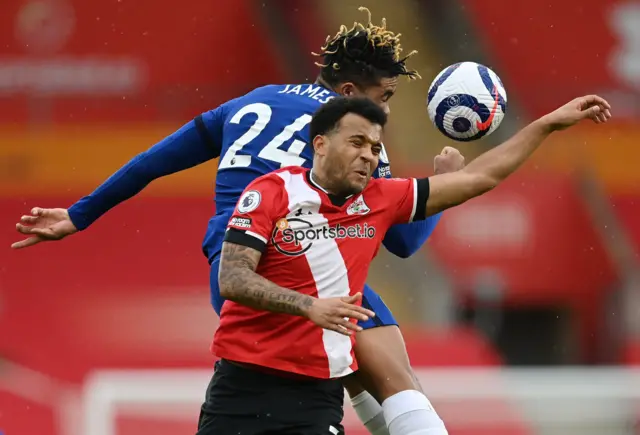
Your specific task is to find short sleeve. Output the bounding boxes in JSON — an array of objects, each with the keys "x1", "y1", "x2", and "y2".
[
  {"x1": 380, "y1": 177, "x2": 430, "y2": 225},
  {"x1": 224, "y1": 174, "x2": 288, "y2": 253}
]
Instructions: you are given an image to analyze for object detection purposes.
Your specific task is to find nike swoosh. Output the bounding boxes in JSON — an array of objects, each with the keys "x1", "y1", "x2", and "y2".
[{"x1": 476, "y1": 85, "x2": 499, "y2": 131}]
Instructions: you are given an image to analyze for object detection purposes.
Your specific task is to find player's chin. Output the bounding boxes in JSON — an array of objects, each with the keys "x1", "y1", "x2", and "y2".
[{"x1": 348, "y1": 175, "x2": 369, "y2": 194}]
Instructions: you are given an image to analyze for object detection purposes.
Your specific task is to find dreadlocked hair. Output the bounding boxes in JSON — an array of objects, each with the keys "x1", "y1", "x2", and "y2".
[{"x1": 312, "y1": 7, "x2": 420, "y2": 88}]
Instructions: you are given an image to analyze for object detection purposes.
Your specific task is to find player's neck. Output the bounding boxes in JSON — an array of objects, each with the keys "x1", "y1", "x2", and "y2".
[
  {"x1": 308, "y1": 169, "x2": 354, "y2": 207},
  {"x1": 309, "y1": 169, "x2": 339, "y2": 196},
  {"x1": 314, "y1": 77, "x2": 338, "y2": 94}
]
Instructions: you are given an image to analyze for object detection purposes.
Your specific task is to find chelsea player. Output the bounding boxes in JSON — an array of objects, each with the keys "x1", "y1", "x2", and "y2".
[{"x1": 12, "y1": 9, "x2": 465, "y2": 434}]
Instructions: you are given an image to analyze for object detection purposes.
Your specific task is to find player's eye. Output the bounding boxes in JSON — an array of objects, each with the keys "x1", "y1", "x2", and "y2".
[
  {"x1": 371, "y1": 146, "x2": 382, "y2": 155},
  {"x1": 381, "y1": 92, "x2": 394, "y2": 102}
]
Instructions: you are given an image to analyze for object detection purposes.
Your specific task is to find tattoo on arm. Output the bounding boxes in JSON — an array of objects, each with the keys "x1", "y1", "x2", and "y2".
[{"x1": 218, "y1": 242, "x2": 315, "y2": 316}]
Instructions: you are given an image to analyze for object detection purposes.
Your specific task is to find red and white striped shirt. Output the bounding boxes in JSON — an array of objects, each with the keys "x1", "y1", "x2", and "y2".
[{"x1": 213, "y1": 166, "x2": 429, "y2": 379}]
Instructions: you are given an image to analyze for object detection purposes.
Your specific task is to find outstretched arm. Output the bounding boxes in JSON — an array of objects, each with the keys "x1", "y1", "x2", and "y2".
[
  {"x1": 11, "y1": 110, "x2": 225, "y2": 249},
  {"x1": 69, "y1": 113, "x2": 222, "y2": 230},
  {"x1": 424, "y1": 95, "x2": 612, "y2": 216}
]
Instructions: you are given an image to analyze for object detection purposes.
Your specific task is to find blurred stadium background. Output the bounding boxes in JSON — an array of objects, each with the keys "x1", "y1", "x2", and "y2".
[{"x1": 1, "y1": 0, "x2": 640, "y2": 434}]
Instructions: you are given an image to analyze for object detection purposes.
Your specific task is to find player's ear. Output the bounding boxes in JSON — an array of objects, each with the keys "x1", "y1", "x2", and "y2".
[
  {"x1": 337, "y1": 82, "x2": 359, "y2": 97},
  {"x1": 312, "y1": 135, "x2": 327, "y2": 156}
]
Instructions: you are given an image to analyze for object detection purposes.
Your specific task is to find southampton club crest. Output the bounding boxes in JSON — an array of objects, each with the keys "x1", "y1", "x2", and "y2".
[
  {"x1": 237, "y1": 190, "x2": 261, "y2": 213},
  {"x1": 346, "y1": 195, "x2": 371, "y2": 216}
]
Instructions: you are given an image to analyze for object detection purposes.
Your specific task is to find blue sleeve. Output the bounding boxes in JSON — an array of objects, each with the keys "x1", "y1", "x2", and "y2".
[
  {"x1": 68, "y1": 107, "x2": 226, "y2": 230},
  {"x1": 383, "y1": 213, "x2": 442, "y2": 258},
  {"x1": 377, "y1": 156, "x2": 442, "y2": 258}
]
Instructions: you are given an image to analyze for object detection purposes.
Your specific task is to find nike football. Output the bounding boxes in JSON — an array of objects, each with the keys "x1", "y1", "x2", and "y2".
[{"x1": 427, "y1": 62, "x2": 507, "y2": 142}]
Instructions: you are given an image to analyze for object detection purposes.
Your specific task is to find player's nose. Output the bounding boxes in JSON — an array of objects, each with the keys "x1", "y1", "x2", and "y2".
[{"x1": 360, "y1": 147, "x2": 377, "y2": 166}]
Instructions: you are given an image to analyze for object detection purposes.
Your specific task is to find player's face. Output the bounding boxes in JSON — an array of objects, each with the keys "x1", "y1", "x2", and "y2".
[
  {"x1": 339, "y1": 77, "x2": 398, "y2": 115},
  {"x1": 321, "y1": 113, "x2": 383, "y2": 196},
  {"x1": 360, "y1": 77, "x2": 398, "y2": 115}
]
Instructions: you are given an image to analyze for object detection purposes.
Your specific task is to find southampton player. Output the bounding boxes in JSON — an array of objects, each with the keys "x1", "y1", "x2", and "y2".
[
  {"x1": 207, "y1": 95, "x2": 612, "y2": 435},
  {"x1": 11, "y1": 10, "x2": 464, "y2": 435},
  {"x1": 204, "y1": 98, "x2": 418, "y2": 435}
]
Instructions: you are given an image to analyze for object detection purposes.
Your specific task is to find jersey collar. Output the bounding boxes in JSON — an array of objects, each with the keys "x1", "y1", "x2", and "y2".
[{"x1": 307, "y1": 170, "x2": 353, "y2": 207}]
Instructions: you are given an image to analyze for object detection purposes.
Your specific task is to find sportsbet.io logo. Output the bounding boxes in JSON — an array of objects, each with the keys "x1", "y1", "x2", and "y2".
[{"x1": 271, "y1": 215, "x2": 376, "y2": 257}]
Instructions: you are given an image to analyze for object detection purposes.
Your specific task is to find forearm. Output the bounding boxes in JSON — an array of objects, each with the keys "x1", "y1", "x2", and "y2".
[
  {"x1": 220, "y1": 268, "x2": 314, "y2": 316},
  {"x1": 219, "y1": 241, "x2": 314, "y2": 316},
  {"x1": 68, "y1": 118, "x2": 218, "y2": 230},
  {"x1": 425, "y1": 119, "x2": 554, "y2": 216},
  {"x1": 68, "y1": 153, "x2": 163, "y2": 230},
  {"x1": 456, "y1": 95, "x2": 609, "y2": 198},
  {"x1": 383, "y1": 212, "x2": 442, "y2": 258},
  {"x1": 464, "y1": 118, "x2": 552, "y2": 186}
]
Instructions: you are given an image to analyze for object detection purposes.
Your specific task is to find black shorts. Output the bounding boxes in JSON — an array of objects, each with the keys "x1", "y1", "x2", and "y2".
[{"x1": 196, "y1": 359, "x2": 345, "y2": 435}]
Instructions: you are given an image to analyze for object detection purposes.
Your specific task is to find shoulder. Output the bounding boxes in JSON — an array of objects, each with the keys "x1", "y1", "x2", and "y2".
[
  {"x1": 245, "y1": 166, "x2": 307, "y2": 189},
  {"x1": 248, "y1": 166, "x2": 310, "y2": 197},
  {"x1": 362, "y1": 177, "x2": 385, "y2": 198},
  {"x1": 244, "y1": 84, "x2": 314, "y2": 101},
  {"x1": 366, "y1": 176, "x2": 414, "y2": 194},
  {"x1": 237, "y1": 173, "x2": 286, "y2": 214},
  {"x1": 263, "y1": 166, "x2": 308, "y2": 179},
  {"x1": 204, "y1": 84, "x2": 284, "y2": 114},
  {"x1": 236, "y1": 169, "x2": 304, "y2": 216},
  {"x1": 244, "y1": 84, "x2": 288, "y2": 97},
  {"x1": 366, "y1": 176, "x2": 402, "y2": 187},
  {"x1": 217, "y1": 84, "x2": 337, "y2": 117},
  {"x1": 249, "y1": 168, "x2": 291, "y2": 187}
]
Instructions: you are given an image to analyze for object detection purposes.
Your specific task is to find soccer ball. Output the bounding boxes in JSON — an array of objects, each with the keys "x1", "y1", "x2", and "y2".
[{"x1": 427, "y1": 62, "x2": 507, "y2": 142}]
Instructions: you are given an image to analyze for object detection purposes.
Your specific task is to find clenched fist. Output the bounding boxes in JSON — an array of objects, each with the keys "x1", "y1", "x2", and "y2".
[{"x1": 434, "y1": 146, "x2": 465, "y2": 175}]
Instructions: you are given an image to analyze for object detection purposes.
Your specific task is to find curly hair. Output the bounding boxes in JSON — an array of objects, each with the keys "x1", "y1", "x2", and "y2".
[{"x1": 312, "y1": 7, "x2": 420, "y2": 88}]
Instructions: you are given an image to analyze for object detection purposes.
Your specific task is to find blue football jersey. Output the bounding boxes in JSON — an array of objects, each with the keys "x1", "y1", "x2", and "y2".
[{"x1": 201, "y1": 83, "x2": 392, "y2": 262}]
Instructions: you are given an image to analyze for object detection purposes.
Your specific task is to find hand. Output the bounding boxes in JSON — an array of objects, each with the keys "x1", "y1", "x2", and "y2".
[
  {"x1": 542, "y1": 95, "x2": 612, "y2": 131},
  {"x1": 11, "y1": 207, "x2": 78, "y2": 249},
  {"x1": 434, "y1": 146, "x2": 465, "y2": 174},
  {"x1": 305, "y1": 292, "x2": 375, "y2": 336}
]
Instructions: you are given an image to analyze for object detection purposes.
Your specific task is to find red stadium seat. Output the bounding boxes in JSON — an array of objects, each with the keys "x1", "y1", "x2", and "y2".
[
  {"x1": 621, "y1": 340, "x2": 640, "y2": 365},
  {"x1": 0, "y1": 390, "x2": 57, "y2": 435},
  {"x1": 403, "y1": 326, "x2": 502, "y2": 367}
]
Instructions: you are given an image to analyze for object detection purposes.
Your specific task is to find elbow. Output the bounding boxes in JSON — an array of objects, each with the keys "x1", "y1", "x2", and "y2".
[
  {"x1": 467, "y1": 172, "x2": 499, "y2": 197},
  {"x1": 383, "y1": 239, "x2": 414, "y2": 259},
  {"x1": 395, "y1": 239, "x2": 424, "y2": 258},
  {"x1": 393, "y1": 247, "x2": 413, "y2": 259},
  {"x1": 219, "y1": 284, "x2": 233, "y2": 300},
  {"x1": 218, "y1": 268, "x2": 236, "y2": 299}
]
